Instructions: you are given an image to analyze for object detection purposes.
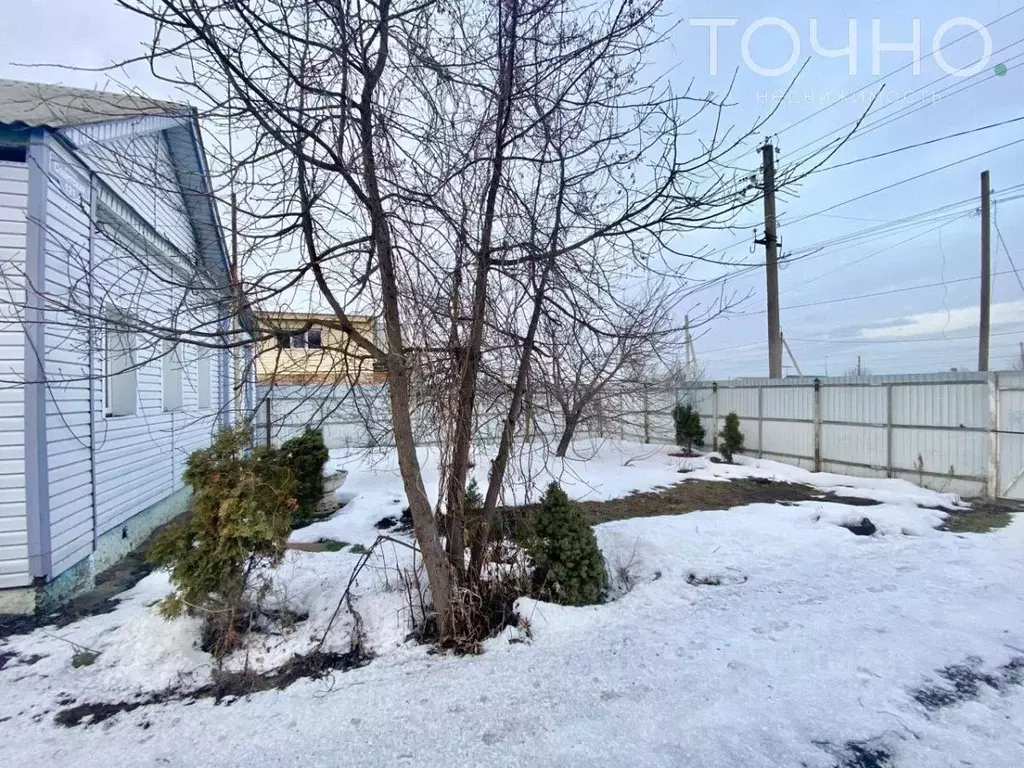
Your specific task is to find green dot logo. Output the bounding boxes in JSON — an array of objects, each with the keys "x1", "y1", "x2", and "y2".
[{"x1": 994, "y1": 63, "x2": 1008, "y2": 76}]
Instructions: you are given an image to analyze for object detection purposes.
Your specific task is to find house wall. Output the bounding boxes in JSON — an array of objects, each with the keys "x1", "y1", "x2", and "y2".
[
  {"x1": 0, "y1": 160, "x2": 28, "y2": 589},
  {"x1": 255, "y1": 315, "x2": 379, "y2": 384},
  {"x1": 74, "y1": 127, "x2": 197, "y2": 257},
  {"x1": 35, "y1": 132, "x2": 228, "y2": 588}
]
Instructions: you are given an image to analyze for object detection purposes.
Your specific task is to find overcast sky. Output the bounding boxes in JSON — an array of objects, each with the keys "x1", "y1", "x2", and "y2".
[{"x1": 2, "y1": 1, "x2": 1022, "y2": 378}]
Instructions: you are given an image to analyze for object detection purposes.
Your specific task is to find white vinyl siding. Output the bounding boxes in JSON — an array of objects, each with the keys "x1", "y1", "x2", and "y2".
[
  {"x1": 0, "y1": 160, "x2": 29, "y2": 588},
  {"x1": 43, "y1": 144, "x2": 95, "y2": 574},
  {"x1": 75, "y1": 131, "x2": 197, "y2": 256},
  {"x1": 39, "y1": 136, "x2": 228, "y2": 579}
]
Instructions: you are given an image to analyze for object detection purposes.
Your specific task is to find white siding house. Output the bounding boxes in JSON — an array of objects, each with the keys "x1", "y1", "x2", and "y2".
[{"x1": 0, "y1": 79, "x2": 249, "y2": 613}]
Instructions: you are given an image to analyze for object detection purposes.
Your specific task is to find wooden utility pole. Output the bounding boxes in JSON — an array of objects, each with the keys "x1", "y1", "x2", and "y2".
[
  {"x1": 757, "y1": 141, "x2": 783, "y2": 378},
  {"x1": 979, "y1": 170, "x2": 991, "y2": 372}
]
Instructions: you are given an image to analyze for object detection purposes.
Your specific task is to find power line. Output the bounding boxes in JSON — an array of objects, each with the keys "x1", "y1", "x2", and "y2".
[
  {"x1": 775, "y1": 6, "x2": 1024, "y2": 139},
  {"x1": 993, "y1": 202, "x2": 1024, "y2": 296},
  {"x1": 728, "y1": 269, "x2": 1019, "y2": 318},
  {"x1": 811, "y1": 116, "x2": 1024, "y2": 174},
  {"x1": 686, "y1": 186, "x2": 1024, "y2": 302},
  {"x1": 786, "y1": 138, "x2": 1024, "y2": 227},
  {"x1": 698, "y1": 333, "x2": 1022, "y2": 359},
  {"x1": 687, "y1": 164, "x2": 1024, "y2": 284},
  {"x1": 688, "y1": 192, "x2": 984, "y2": 282},
  {"x1": 845, "y1": 50, "x2": 1024, "y2": 144},
  {"x1": 788, "y1": 328, "x2": 1023, "y2": 345},
  {"x1": 785, "y1": 42, "x2": 1024, "y2": 169}
]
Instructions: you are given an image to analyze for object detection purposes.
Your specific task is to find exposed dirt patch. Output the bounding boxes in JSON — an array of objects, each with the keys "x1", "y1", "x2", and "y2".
[
  {"x1": 911, "y1": 655, "x2": 1024, "y2": 711},
  {"x1": 54, "y1": 647, "x2": 371, "y2": 728},
  {"x1": 813, "y1": 739, "x2": 894, "y2": 768},
  {"x1": 566, "y1": 479, "x2": 881, "y2": 526},
  {"x1": 499, "y1": 476, "x2": 1013, "y2": 540},
  {"x1": 943, "y1": 498, "x2": 1018, "y2": 534}
]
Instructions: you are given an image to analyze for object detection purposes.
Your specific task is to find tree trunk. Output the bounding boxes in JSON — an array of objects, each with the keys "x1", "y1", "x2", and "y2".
[
  {"x1": 387, "y1": 362, "x2": 453, "y2": 631},
  {"x1": 350, "y1": 1, "x2": 453, "y2": 635},
  {"x1": 555, "y1": 413, "x2": 581, "y2": 457},
  {"x1": 443, "y1": 0, "x2": 521, "y2": 577}
]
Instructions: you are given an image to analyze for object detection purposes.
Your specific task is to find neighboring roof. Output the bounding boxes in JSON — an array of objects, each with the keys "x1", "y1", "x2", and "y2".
[
  {"x1": 0, "y1": 78, "x2": 186, "y2": 129},
  {"x1": 259, "y1": 312, "x2": 376, "y2": 325}
]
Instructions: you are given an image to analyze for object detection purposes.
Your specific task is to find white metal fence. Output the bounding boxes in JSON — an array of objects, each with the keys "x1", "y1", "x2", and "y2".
[
  {"x1": 254, "y1": 382, "x2": 679, "y2": 451},
  {"x1": 689, "y1": 372, "x2": 1024, "y2": 500},
  {"x1": 255, "y1": 371, "x2": 1024, "y2": 500}
]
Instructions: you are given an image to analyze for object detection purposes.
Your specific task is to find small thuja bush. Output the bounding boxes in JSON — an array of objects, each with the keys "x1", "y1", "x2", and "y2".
[
  {"x1": 719, "y1": 412, "x2": 745, "y2": 463},
  {"x1": 148, "y1": 427, "x2": 297, "y2": 658},
  {"x1": 279, "y1": 427, "x2": 329, "y2": 526},
  {"x1": 463, "y1": 476, "x2": 485, "y2": 543},
  {"x1": 524, "y1": 482, "x2": 608, "y2": 606},
  {"x1": 672, "y1": 403, "x2": 705, "y2": 453}
]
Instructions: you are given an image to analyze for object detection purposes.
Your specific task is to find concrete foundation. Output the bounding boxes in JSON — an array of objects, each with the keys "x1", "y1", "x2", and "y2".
[{"x1": 0, "y1": 485, "x2": 191, "y2": 616}]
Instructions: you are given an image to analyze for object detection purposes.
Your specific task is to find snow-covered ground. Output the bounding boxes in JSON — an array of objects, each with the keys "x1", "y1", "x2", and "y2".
[{"x1": 1, "y1": 441, "x2": 1022, "y2": 767}]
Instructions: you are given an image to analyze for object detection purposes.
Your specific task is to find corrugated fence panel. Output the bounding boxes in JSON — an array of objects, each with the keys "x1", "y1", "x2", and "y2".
[
  {"x1": 891, "y1": 382, "x2": 987, "y2": 428},
  {"x1": 822, "y1": 386, "x2": 886, "y2": 425},
  {"x1": 762, "y1": 386, "x2": 813, "y2": 421},
  {"x1": 821, "y1": 424, "x2": 887, "y2": 468},
  {"x1": 890, "y1": 427, "x2": 987, "y2": 479},
  {"x1": 761, "y1": 420, "x2": 813, "y2": 461},
  {"x1": 998, "y1": 374, "x2": 1024, "y2": 499},
  {"x1": 716, "y1": 387, "x2": 758, "y2": 418}
]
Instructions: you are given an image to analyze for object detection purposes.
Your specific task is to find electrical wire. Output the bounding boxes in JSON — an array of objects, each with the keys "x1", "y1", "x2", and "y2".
[
  {"x1": 787, "y1": 329, "x2": 1023, "y2": 345},
  {"x1": 774, "y1": 6, "x2": 1024, "y2": 139},
  {"x1": 784, "y1": 139, "x2": 1024, "y2": 227},
  {"x1": 728, "y1": 270, "x2": 1019, "y2": 318},
  {"x1": 780, "y1": 33, "x2": 1024, "y2": 169},
  {"x1": 993, "y1": 202, "x2": 1024, "y2": 296},
  {"x1": 810, "y1": 116, "x2": 1024, "y2": 174}
]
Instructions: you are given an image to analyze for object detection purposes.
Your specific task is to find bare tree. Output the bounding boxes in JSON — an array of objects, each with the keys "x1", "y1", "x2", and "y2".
[
  {"x1": 533, "y1": 282, "x2": 681, "y2": 456},
  {"x1": 49, "y1": 0, "x2": 849, "y2": 640}
]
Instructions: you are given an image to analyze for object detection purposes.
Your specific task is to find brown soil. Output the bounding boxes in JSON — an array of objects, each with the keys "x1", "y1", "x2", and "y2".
[
  {"x1": 942, "y1": 498, "x2": 1018, "y2": 534},
  {"x1": 54, "y1": 647, "x2": 370, "y2": 728},
  {"x1": 568, "y1": 477, "x2": 1017, "y2": 534},
  {"x1": 576, "y1": 478, "x2": 884, "y2": 526}
]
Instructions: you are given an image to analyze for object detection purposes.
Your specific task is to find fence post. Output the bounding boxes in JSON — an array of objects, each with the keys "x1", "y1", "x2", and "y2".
[
  {"x1": 885, "y1": 384, "x2": 894, "y2": 479},
  {"x1": 757, "y1": 385, "x2": 764, "y2": 459},
  {"x1": 712, "y1": 382, "x2": 719, "y2": 452},
  {"x1": 988, "y1": 372, "x2": 1000, "y2": 497},
  {"x1": 812, "y1": 378, "x2": 822, "y2": 472}
]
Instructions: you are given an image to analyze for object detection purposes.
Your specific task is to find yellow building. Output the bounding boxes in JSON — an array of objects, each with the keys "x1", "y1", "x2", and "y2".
[{"x1": 256, "y1": 312, "x2": 383, "y2": 385}]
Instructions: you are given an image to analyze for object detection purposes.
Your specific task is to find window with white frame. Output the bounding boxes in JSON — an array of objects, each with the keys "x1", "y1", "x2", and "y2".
[
  {"x1": 104, "y1": 313, "x2": 137, "y2": 417},
  {"x1": 163, "y1": 340, "x2": 183, "y2": 411},
  {"x1": 197, "y1": 349, "x2": 211, "y2": 410}
]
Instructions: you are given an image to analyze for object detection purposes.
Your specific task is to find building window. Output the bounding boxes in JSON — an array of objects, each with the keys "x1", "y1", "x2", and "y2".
[
  {"x1": 105, "y1": 315, "x2": 137, "y2": 417},
  {"x1": 197, "y1": 349, "x2": 211, "y2": 410},
  {"x1": 163, "y1": 340, "x2": 182, "y2": 411},
  {"x1": 277, "y1": 329, "x2": 321, "y2": 350}
]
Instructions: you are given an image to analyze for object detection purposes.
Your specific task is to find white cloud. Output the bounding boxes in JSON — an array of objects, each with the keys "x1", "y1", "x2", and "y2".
[{"x1": 859, "y1": 300, "x2": 1024, "y2": 339}]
